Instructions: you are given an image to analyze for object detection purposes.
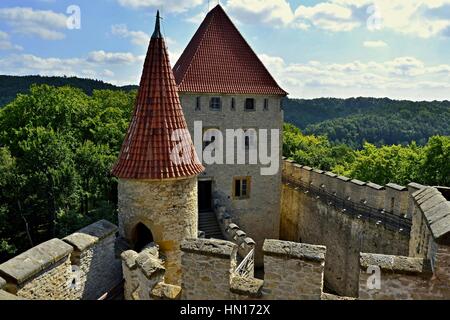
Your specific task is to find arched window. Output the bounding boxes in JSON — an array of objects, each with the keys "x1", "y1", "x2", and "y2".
[{"x1": 133, "y1": 223, "x2": 154, "y2": 252}]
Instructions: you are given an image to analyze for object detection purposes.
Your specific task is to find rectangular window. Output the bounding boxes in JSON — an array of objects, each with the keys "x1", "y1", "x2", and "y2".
[
  {"x1": 203, "y1": 128, "x2": 220, "y2": 154},
  {"x1": 231, "y1": 98, "x2": 236, "y2": 110},
  {"x1": 245, "y1": 98, "x2": 255, "y2": 111},
  {"x1": 233, "y1": 177, "x2": 251, "y2": 199},
  {"x1": 264, "y1": 98, "x2": 269, "y2": 111},
  {"x1": 196, "y1": 97, "x2": 201, "y2": 111},
  {"x1": 210, "y1": 97, "x2": 222, "y2": 110}
]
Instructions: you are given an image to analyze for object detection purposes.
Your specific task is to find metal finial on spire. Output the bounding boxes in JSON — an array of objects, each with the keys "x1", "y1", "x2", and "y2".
[{"x1": 152, "y1": 10, "x2": 162, "y2": 39}]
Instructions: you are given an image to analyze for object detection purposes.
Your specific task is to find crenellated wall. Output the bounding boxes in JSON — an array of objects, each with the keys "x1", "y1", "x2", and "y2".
[
  {"x1": 280, "y1": 159, "x2": 412, "y2": 297},
  {"x1": 358, "y1": 186, "x2": 450, "y2": 299},
  {"x1": 63, "y1": 220, "x2": 122, "y2": 300},
  {"x1": 0, "y1": 220, "x2": 122, "y2": 300},
  {"x1": 213, "y1": 198, "x2": 256, "y2": 260},
  {"x1": 177, "y1": 238, "x2": 327, "y2": 300}
]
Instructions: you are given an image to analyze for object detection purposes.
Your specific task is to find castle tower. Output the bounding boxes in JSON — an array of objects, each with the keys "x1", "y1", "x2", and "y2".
[
  {"x1": 173, "y1": 5, "x2": 287, "y2": 265},
  {"x1": 112, "y1": 11, "x2": 204, "y2": 285}
]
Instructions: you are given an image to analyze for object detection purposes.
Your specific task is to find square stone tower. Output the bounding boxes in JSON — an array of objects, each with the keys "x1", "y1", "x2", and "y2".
[
  {"x1": 173, "y1": 5, "x2": 287, "y2": 264},
  {"x1": 112, "y1": 12, "x2": 204, "y2": 285}
]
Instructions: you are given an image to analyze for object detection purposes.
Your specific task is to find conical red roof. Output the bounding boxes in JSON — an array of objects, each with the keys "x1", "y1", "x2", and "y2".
[
  {"x1": 173, "y1": 4, "x2": 287, "y2": 96},
  {"x1": 112, "y1": 12, "x2": 204, "y2": 180}
]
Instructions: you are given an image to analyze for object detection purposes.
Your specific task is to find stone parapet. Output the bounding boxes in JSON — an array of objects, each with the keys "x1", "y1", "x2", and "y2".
[
  {"x1": 0, "y1": 239, "x2": 72, "y2": 286},
  {"x1": 63, "y1": 219, "x2": 117, "y2": 251},
  {"x1": 263, "y1": 239, "x2": 325, "y2": 262}
]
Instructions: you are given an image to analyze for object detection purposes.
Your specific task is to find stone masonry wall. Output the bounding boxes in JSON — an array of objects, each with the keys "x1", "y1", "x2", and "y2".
[
  {"x1": 359, "y1": 187, "x2": 450, "y2": 300},
  {"x1": 118, "y1": 177, "x2": 198, "y2": 285},
  {"x1": 63, "y1": 220, "x2": 122, "y2": 300},
  {"x1": 0, "y1": 239, "x2": 75, "y2": 300},
  {"x1": 181, "y1": 238, "x2": 237, "y2": 300},
  {"x1": 180, "y1": 238, "x2": 326, "y2": 300},
  {"x1": 262, "y1": 240, "x2": 326, "y2": 300},
  {"x1": 121, "y1": 244, "x2": 181, "y2": 300},
  {"x1": 180, "y1": 93, "x2": 283, "y2": 266},
  {"x1": 280, "y1": 160, "x2": 411, "y2": 297},
  {"x1": 0, "y1": 220, "x2": 124, "y2": 300}
]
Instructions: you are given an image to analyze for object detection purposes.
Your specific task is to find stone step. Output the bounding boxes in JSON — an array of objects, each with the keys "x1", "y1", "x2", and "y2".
[{"x1": 198, "y1": 211, "x2": 224, "y2": 240}]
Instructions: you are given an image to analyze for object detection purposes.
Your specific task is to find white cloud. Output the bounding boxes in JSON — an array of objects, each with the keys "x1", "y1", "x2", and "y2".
[
  {"x1": 0, "y1": 51, "x2": 145, "y2": 84},
  {"x1": 363, "y1": 40, "x2": 388, "y2": 48},
  {"x1": 297, "y1": 0, "x2": 450, "y2": 37},
  {"x1": 259, "y1": 53, "x2": 450, "y2": 100},
  {"x1": 219, "y1": 0, "x2": 450, "y2": 37},
  {"x1": 87, "y1": 51, "x2": 143, "y2": 64},
  {"x1": 111, "y1": 24, "x2": 150, "y2": 46},
  {"x1": 295, "y1": 2, "x2": 360, "y2": 31},
  {"x1": 0, "y1": 7, "x2": 68, "y2": 40},
  {"x1": 226, "y1": 0, "x2": 295, "y2": 27},
  {"x1": 0, "y1": 30, "x2": 23, "y2": 51},
  {"x1": 117, "y1": 0, "x2": 204, "y2": 13}
]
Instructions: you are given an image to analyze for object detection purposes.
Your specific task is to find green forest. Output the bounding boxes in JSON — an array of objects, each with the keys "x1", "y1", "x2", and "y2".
[
  {"x1": 0, "y1": 79, "x2": 449, "y2": 263},
  {"x1": 284, "y1": 98, "x2": 450, "y2": 148}
]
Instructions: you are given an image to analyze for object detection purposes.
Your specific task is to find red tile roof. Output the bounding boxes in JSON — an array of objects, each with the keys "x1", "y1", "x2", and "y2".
[
  {"x1": 112, "y1": 12, "x2": 204, "y2": 180},
  {"x1": 173, "y1": 5, "x2": 287, "y2": 96}
]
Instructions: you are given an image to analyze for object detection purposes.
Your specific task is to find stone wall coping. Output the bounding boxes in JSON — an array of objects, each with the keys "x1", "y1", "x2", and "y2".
[
  {"x1": 263, "y1": 240, "x2": 325, "y2": 262},
  {"x1": 63, "y1": 219, "x2": 118, "y2": 252},
  {"x1": 325, "y1": 171, "x2": 337, "y2": 178},
  {"x1": 413, "y1": 187, "x2": 450, "y2": 243},
  {"x1": 0, "y1": 290, "x2": 24, "y2": 300},
  {"x1": 235, "y1": 230, "x2": 246, "y2": 237},
  {"x1": 286, "y1": 159, "x2": 295, "y2": 163},
  {"x1": 359, "y1": 253, "x2": 432, "y2": 275},
  {"x1": 230, "y1": 276, "x2": 264, "y2": 298},
  {"x1": 408, "y1": 182, "x2": 425, "y2": 190},
  {"x1": 0, "y1": 238, "x2": 73, "y2": 285},
  {"x1": 121, "y1": 250, "x2": 139, "y2": 270},
  {"x1": 244, "y1": 237, "x2": 256, "y2": 246},
  {"x1": 366, "y1": 182, "x2": 384, "y2": 190},
  {"x1": 181, "y1": 238, "x2": 237, "y2": 259},
  {"x1": 293, "y1": 164, "x2": 303, "y2": 168},
  {"x1": 0, "y1": 276, "x2": 5, "y2": 289},
  {"x1": 312, "y1": 169, "x2": 324, "y2": 174},
  {"x1": 150, "y1": 282, "x2": 182, "y2": 300},
  {"x1": 386, "y1": 183, "x2": 407, "y2": 191},
  {"x1": 136, "y1": 251, "x2": 165, "y2": 279},
  {"x1": 337, "y1": 175, "x2": 351, "y2": 182},
  {"x1": 302, "y1": 166, "x2": 313, "y2": 171},
  {"x1": 227, "y1": 223, "x2": 239, "y2": 230},
  {"x1": 351, "y1": 179, "x2": 366, "y2": 186}
]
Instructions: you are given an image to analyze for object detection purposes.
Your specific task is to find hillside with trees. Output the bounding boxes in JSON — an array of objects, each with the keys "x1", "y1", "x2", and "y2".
[
  {"x1": 0, "y1": 75, "x2": 138, "y2": 107},
  {"x1": 284, "y1": 98, "x2": 450, "y2": 148}
]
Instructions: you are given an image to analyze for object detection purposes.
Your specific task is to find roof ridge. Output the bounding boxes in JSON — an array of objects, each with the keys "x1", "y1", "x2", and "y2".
[
  {"x1": 173, "y1": 5, "x2": 287, "y2": 96},
  {"x1": 174, "y1": 10, "x2": 215, "y2": 89},
  {"x1": 215, "y1": 7, "x2": 286, "y2": 95}
]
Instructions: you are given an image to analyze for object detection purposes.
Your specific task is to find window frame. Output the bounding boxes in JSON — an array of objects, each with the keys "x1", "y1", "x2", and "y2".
[
  {"x1": 264, "y1": 98, "x2": 269, "y2": 111},
  {"x1": 209, "y1": 97, "x2": 222, "y2": 111},
  {"x1": 195, "y1": 97, "x2": 201, "y2": 111},
  {"x1": 244, "y1": 98, "x2": 256, "y2": 111},
  {"x1": 233, "y1": 176, "x2": 251, "y2": 200}
]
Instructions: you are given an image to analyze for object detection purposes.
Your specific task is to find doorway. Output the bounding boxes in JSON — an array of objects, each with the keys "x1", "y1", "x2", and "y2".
[{"x1": 198, "y1": 180, "x2": 212, "y2": 212}]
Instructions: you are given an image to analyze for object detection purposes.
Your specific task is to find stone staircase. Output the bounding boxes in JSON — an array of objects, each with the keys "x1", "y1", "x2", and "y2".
[{"x1": 198, "y1": 211, "x2": 224, "y2": 240}]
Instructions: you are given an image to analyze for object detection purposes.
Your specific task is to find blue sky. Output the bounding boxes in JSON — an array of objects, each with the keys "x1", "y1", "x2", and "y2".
[{"x1": 0, "y1": 0, "x2": 449, "y2": 100}]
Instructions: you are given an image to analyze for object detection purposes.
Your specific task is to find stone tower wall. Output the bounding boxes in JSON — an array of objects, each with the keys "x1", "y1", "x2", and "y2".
[
  {"x1": 180, "y1": 93, "x2": 283, "y2": 265},
  {"x1": 117, "y1": 176, "x2": 198, "y2": 285}
]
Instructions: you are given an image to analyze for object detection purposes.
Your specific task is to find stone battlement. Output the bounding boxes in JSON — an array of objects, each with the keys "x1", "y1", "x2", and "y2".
[
  {"x1": 283, "y1": 159, "x2": 423, "y2": 219},
  {"x1": 0, "y1": 220, "x2": 122, "y2": 300}
]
